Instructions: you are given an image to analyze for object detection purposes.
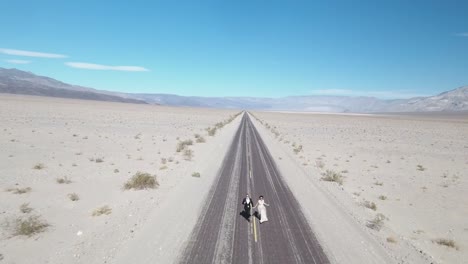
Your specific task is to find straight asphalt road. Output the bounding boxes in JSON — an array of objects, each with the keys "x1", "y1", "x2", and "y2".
[{"x1": 178, "y1": 113, "x2": 330, "y2": 264}]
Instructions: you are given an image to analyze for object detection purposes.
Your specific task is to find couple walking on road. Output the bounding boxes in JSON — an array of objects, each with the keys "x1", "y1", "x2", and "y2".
[{"x1": 242, "y1": 194, "x2": 270, "y2": 224}]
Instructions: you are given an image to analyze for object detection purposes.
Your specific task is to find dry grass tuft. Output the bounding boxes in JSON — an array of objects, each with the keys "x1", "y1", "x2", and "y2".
[
  {"x1": 92, "y1": 205, "x2": 112, "y2": 216},
  {"x1": 192, "y1": 172, "x2": 201, "y2": 178},
  {"x1": 321, "y1": 170, "x2": 344, "y2": 185},
  {"x1": 56, "y1": 176, "x2": 72, "y2": 184},
  {"x1": 434, "y1": 238, "x2": 458, "y2": 250},
  {"x1": 33, "y1": 163, "x2": 45, "y2": 170},
  {"x1": 362, "y1": 200, "x2": 378, "y2": 211},
  {"x1": 417, "y1": 165, "x2": 426, "y2": 171},
  {"x1": 68, "y1": 193, "x2": 79, "y2": 201},
  {"x1": 366, "y1": 213, "x2": 386, "y2": 231},
  {"x1": 20, "y1": 203, "x2": 33, "y2": 213},
  {"x1": 13, "y1": 215, "x2": 49, "y2": 236},
  {"x1": 378, "y1": 195, "x2": 387, "y2": 200},
  {"x1": 207, "y1": 127, "x2": 217, "y2": 136},
  {"x1": 176, "y1": 139, "x2": 193, "y2": 152},
  {"x1": 7, "y1": 187, "x2": 32, "y2": 194},
  {"x1": 124, "y1": 172, "x2": 159, "y2": 190},
  {"x1": 184, "y1": 148, "x2": 194, "y2": 161}
]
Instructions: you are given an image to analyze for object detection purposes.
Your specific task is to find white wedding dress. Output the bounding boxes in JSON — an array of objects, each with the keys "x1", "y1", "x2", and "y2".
[{"x1": 257, "y1": 200, "x2": 269, "y2": 223}]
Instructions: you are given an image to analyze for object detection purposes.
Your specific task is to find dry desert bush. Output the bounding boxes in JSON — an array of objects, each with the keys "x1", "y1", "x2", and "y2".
[
  {"x1": 92, "y1": 205, "x2": 112, "y2": 216},
  {"x1": 362, "y1": 200, "x2": 377, "y2": 211},
  {"x1": 434, "y1": 238, "x2": 458, "y2": 250},
  {"x1": 184, "y1": 149, "x2": 194, "y2": 161},
  {"x1": 196, "y1": 135, "x2": 206, "y2": 143},
  {"x1": 56, "y1": 176, "x2": 72, "y2": 184},
  {"x1": 13, "y1": 215, "x2": 49, "y2": 237},
  {"x1": 366, "y1": 213, "x2": 386, "y2": 231},
  {"x1": 20, "y1": 203, "x2": 33, "y2": 214},
  {"x1": 68, "y1": 193, "x2": 79, "y2": 201},
  {"x1": 321, "y1": 170, "x2": 344, "y2": 185},
  {"x1": 124, "y1": 172, "x2": 159, "y2": 190},
  {"x1": 386, "y1": 237, "x2": 397, "y2": 243},
  {"x1": 192, "y1": 172, "x2": 201, "y2": 178},
  {"x1": 206, "y1": 127, "x2": 217, "y2": 136},
  {"x1": 6, "y1": 187, "x2": 32, "y2": 194},
  {"x1": 176, "y1": 139, "x2": 193, "y2": 152},
  {"x1": 33, "y1": 163, "x2": 45, "y2": 170}
]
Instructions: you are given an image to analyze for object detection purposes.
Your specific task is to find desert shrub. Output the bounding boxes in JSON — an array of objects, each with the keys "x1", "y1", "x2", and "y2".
[
  {"x1": 56, "y1": 177, "x2": 72, "y2": 184},
  {"x1": 124, "y1": 172, "x2": 158, "y2": 190},
  {"x1": 434, "y1": 238, "x2": 458, "y2": 249},
  {"x1": 13, "y1": 215, "x2": 49, "y2": 236},
  {"x1": 386, "y1": 237, "x2": 397, "y2": 243},
  {"x1": 68, "y1": 193, "x2": 79, "y2": 201},
  {"x1": 321, "y1": 170, "x2": 343, "y2": 185},
  {"x1": 362, "y1": 200, "x2": 377, "y2": 211},
  {"x1": 207, "y1": 127, "x2": 217, "y2": 136},
  {"x1": 417, "y1": 165, "x2": 425, "y2": 171},
  {"x1": 7, "y1": 187, "x2": 32, "y2": 194},
  {"x1": 33, "y1": 163, "x2": 45, "y2": 170},
  {"x1": 366, "y1": 213, "x2": 386, "y2": 231},
  {"x1": 20, "y1": 203, "x2": 33, "y2": 213},
  {"x1": 95, "y1": 158, "x2": 104, "y2": 163},
  {"x1": 293, "y1": 144, "x2": 303, "y2": 154},
  {"x1": 378, "y1": 195, "x2": 387, "y2": 200},
  {"x1": 192, "y1": 172, "x2": 201, "y2": 178},
  {"x1": 196, "y1": 136, "x2": 206, "y2": 143},
  {"x1": 176, "y1": 139, "x2": 193, "y2": 152},
  {"x1": 92, "y1": 205, "x2": 112, "y2": 216},
  {"x1": 184, "y1": 149, "x2": 194, "y2": 161}
]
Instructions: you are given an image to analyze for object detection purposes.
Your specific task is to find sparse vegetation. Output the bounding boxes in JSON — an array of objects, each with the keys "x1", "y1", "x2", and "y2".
[
  {"x1": 293, "y1": 144, "x2": 303, "y2": 154},
  {"x1": 13, "y1": 215, "x2": 49, "y2": 236},
  {"x1": 362, "y1": 200, "x2": 377, "y2": 211},
  {"x1": 386, "y1": 237, "x2": 397, "y2": 243},
  {"x1": 68, "y1": 193, "x2": 79, "y2": 201},
  {"x1": 20, "y1": 203, "x2": 33, "y2": 213},
  {"x1": 95, "y1": 158, "x2": 104, "y2": 163},
  {"x1": 321, "y1": 170, "x2": 344, "y2": 185},
  {"x1": 176, "y1": 139, "x2": 193, "y2": 152},
  {"x1": 114, "y1": 169, "x2": 119, "y2": 173},
  {"x1": 378, "y1": 195, "x2": 387, "y2": 200},
  {"x1": 417, "y1": 165, "x2": 426, "y2": 171},
  {"x1": 184, "y1": 148, "x2": 194, "y2": 161},
  {"x1": 7, "y1": 187, "x2": 32, "y2": 194},
  {"x1": 124, "y1": 172, "x2": 158, "y2": 190},
  {"x1": 56, "y1": 176, "x2": 72, "y2": 184},
  {"x1": 207, "y1": 127, "x2": 217, "y2": 136},
  {"x1": 434, "y1": 238, "x2": 458, "y2": 249},
  {"x1": 196, "y1": 136, "x2": 206, "y2": 143},
  {"x1": 92, "y1": 205, "x2": 112, "y2": 216},
  {"x1": 374, "y1": 181, "x2": 383, "y2": 186},
  {"x1": 33, "y1": 163, "x2": 45, "y2": 170},
  {"x1": 366, "y1": 213, "x2": 386, "y2": 231},
  {"x1": 192, "y1": 172, "x2": 201, "y2": 178}
]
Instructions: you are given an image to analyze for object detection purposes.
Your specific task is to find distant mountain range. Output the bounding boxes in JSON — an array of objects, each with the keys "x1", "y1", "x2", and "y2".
[{"x1": 1, "y1": 67, "x2": 467, "y2": 112}]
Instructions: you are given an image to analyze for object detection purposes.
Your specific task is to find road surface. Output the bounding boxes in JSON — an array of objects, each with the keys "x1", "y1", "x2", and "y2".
[{"x1": 178, "y1": 113, "x2": 330, "y2": 264}]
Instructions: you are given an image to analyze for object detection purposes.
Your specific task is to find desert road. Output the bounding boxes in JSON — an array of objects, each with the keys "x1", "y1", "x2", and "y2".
[{"x1": 178, "y1": 113, "x2": 330, "y2": 264}]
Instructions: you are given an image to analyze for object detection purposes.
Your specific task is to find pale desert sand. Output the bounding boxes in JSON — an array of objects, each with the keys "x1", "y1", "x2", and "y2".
[
  {"x1": 0, "y1": 94, "x2": 242, "y2": 263},
  {"x1": 250, "y1": 111, "x2": 468, "y2": 264}
]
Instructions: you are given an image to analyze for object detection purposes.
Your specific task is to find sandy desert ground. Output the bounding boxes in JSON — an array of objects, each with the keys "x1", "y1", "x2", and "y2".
[
  {"x1": 250, "y1": 110, "x2": 468, "y2": 264},
  {"x1": 1, "y1": 94, "x2": 467, "y2": 264},
  {"x1": 0, "y1": 94, "x2": 242, "y2": 263}
]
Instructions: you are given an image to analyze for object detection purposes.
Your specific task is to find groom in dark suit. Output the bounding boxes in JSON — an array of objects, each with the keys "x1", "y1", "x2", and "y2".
[{"x1": 242, "y1": 194, "x2": 254, "y2": 219}]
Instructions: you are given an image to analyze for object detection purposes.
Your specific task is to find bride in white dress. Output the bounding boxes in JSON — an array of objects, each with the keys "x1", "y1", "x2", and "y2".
[{"x1": 254, "y1": 195, "x2": 270, "y2": 223}]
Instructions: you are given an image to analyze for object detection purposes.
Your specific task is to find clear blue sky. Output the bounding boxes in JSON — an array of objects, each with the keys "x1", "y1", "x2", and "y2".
[{"x1": 1, "y1": 0, "x2": 467, "y2": 98}]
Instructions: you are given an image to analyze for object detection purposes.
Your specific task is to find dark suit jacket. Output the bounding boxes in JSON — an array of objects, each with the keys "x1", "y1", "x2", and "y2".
[{"x1": 242, "y1": 198, "x2": 253, "y2": 207}]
